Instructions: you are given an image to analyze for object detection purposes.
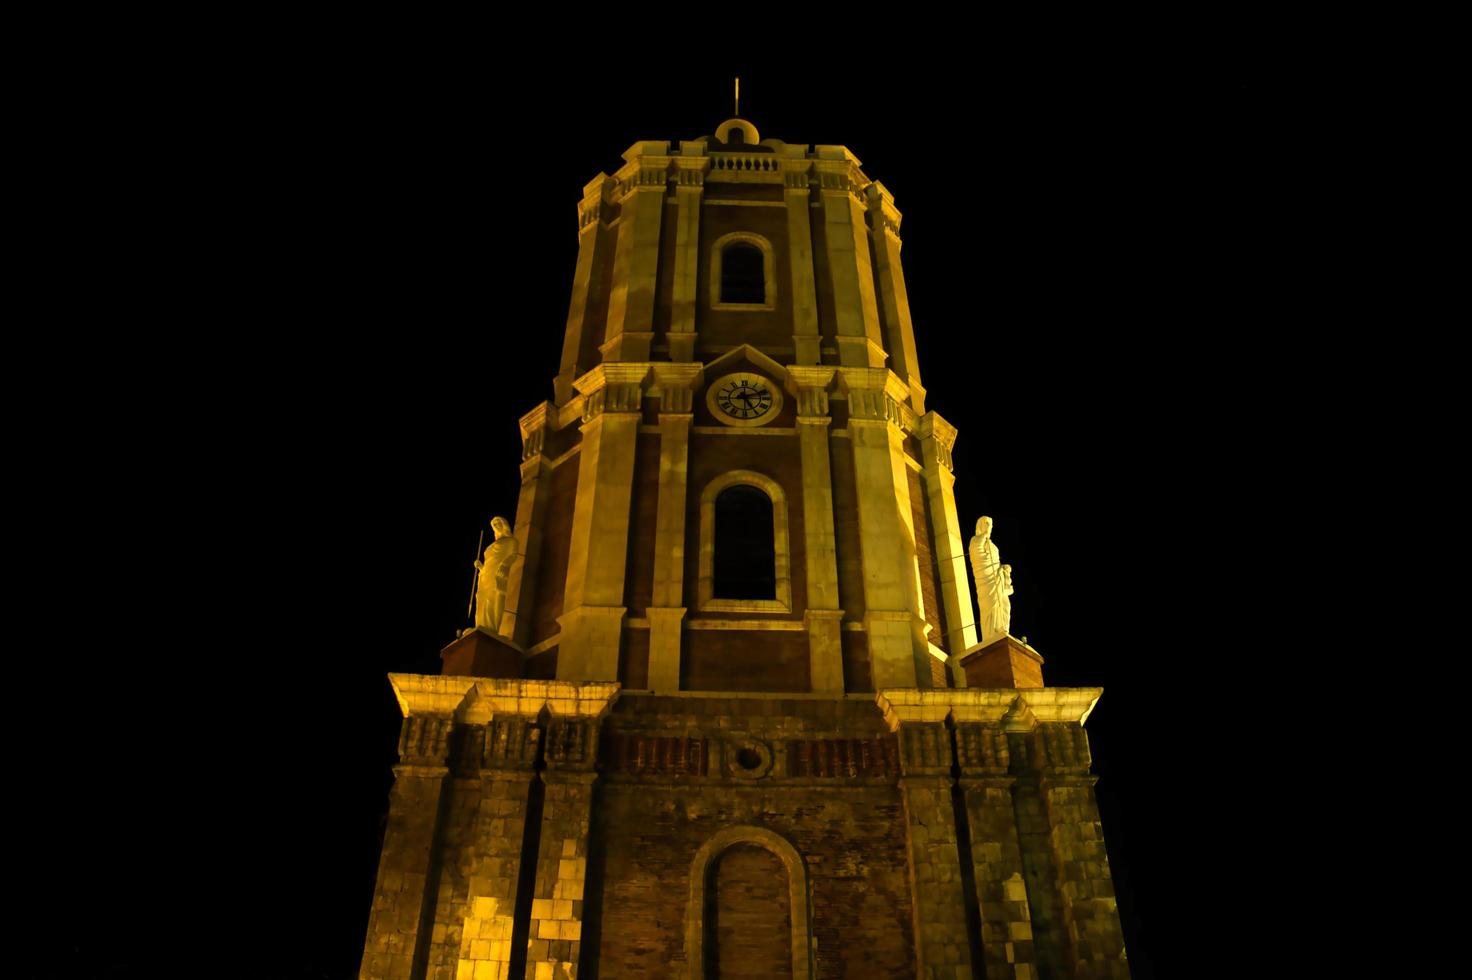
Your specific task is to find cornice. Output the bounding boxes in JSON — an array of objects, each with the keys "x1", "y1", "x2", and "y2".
[
  {"x1": 874, "y1": 688, "x2": 1102, "y2": 732},
  {"x1": 388, "y1": 673, "x2": 622, "y2": 722}
]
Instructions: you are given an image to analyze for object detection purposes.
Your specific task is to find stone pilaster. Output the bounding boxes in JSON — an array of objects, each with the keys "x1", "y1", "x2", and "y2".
[
  {"x1": 555, "y1": 175, "x2": 616, "y2": 406},
  {"x1": 362, "y1": 713, "x2": 453, "y2": 980},
  {"x1": 841, "y1": 367, "x2": 931, "y2": 688},
  {"x1": 788, "y1": 366, "x2": 844, "y2": 691},
  {"x1": 558, "y1": 365, "x2": 648, "y2": 682},
  {"x1": 505, "y1": 402, "x2": 552, "y2": 648},
  {"x1": 647, "y1": 365, "x2": 701, "y2": 692},
  {"x1": 447, "y1": 714, "x2": 541, "y2": 980},
  {"x1": 878, "y1": 691, "x2": 975, "y2": 979},
  {"x1": 601, "y1": 143, "x2": 669, "y2": 363},
  {"x1": 952, "y1": 694, "x2": 1036, "y2": 980},
  {"x1": 917, "y1": 412, "x2": 976, "y2": 686},
  {"x1": 668, "y1": 152, "x2": 707, "y2": 363},
  {"x1": 814, "y1": 147, "x2": 886, "y2": 368},
  {"x1": 1014, "y1": 720, "x2": 1130, "y2": 980},
  {"x1": 783, "y1": 159, "x2": 822, "y2": 365},
  {"x1": 523, "y1": 686, "x2": 617, "y2": 980},
  {"x1": 865, "y1": 181, "x2": 926, "y2": 413}
]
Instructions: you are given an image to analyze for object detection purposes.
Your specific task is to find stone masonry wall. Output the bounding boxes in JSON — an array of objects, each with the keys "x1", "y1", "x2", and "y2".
[{"x1": 365, "y1": 681, "x2": 1129, "y2": 980}]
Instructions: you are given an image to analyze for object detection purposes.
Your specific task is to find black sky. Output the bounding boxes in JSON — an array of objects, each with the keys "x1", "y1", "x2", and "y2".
[{"x1": 58, "y1": 39, "x2": 1299, "y2": 979}]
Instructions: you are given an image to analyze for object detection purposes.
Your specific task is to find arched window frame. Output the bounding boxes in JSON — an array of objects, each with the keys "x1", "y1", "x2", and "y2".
[
  {"x1": 698, "y1": 470, "x2": 791, "y2": 613},
  {"x1": 710, "y1": 232, "x2": 777, "y2": 312},
  {"x1": 686, "y1": 825, "x2": 813, "y2": 980}
]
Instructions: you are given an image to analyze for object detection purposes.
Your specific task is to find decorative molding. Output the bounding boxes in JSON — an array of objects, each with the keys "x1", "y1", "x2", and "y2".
[
  {"x1": 895, "y1": 723, "x2": 951, "y2": 776},
  {"x1": 704, "y1": 198, "x2": 787, "y2": 207},
  {"x1": 952, "y1": 723, "x2": 1011, "y2": 774},
  {"x1": 708, "y1": 154, "x2": 781, "y2": 174},
  {"x1": 689, "y1": 426, "x2": 796, "y2": 437},
  {"x1": 786, "y1": 737, "x2": 898, "y2": 779},
  {"x1": 604, "y1": 733, "x2": 708, "y2": 776},
  {"x1": 519, "y1": 402, "x2": 551, "y2": 461},
  {"x1": 574, "y1": 364, "x2": 650, "y2": 423},
  {"x1": 917, "y1": 411, "x2": 958, "y2": 473},
  {"x1": 397, "y1": 714, "x2": 452, "y2": 767},
  {"x1": 684, "y1": 618, "x2": 805, "y2": 631},
  {"x1": 543, "y1": 716, "x2": 601, "y2": 770},
  {"x1": 650, "y1": 363, "x2": 703, "y2": 414},
  {"x1": 781, "y1": 160, "x2": 814, "y2": 190},
  {"x1": 864, "y1": 180, "x2": 903, "y2": 240},
  {"x1": 672, "y1": 156, "x2": 709, "y2": 187},
  {"x1": 388, "y1": 674, "x2": 622, "y2": 721},
  {"x1": 576, "y1": 174, "x2": 616, "y2": 233},
  {"x1": 874, "y1": 688, "x2": 1103, "y2": 733},
  {"x1": 786, "y1": 365, "x2": 836, "y2": 421}
]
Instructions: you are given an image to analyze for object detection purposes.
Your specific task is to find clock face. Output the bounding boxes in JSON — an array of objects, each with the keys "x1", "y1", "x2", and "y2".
[{"x1": 708, "y1": 372, "x2": 781, "y2": 426}]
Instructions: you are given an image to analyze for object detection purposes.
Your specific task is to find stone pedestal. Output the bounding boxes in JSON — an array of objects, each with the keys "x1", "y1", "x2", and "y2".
[
  {"x1": 441, "y1": 629, "x2": 524, "y2": 679},
  {"x1": 960, "y1": 635, "x2": 1045, "y2": 689}
]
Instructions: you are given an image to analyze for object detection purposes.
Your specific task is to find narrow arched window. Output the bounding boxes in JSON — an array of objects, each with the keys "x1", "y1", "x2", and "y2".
[
  {"x1": 713, "y1": 485, "x2": 775, "y2": 600},
  {"x1": 720, "y1": 244, "x2": 765, "y2": 305}
]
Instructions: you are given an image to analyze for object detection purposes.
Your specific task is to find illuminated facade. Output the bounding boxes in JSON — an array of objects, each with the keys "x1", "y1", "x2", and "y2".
[{"x1": 361, "y1": 116, "x2": 1130, "y2": 980}]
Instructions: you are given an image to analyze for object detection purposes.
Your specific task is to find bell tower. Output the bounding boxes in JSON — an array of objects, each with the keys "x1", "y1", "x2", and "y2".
[{"x1": 361, "y1": 116, "x2": 1131, "y2": 980}]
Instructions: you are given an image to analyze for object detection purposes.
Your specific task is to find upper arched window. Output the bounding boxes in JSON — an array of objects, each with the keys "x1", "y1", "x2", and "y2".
[
  {"x1": 720, "y1": 244, "x2": 765, "y2": 305},
  {"x1": 710, "y1": 233, "x2": 777, "y2": 311},
  {"x1": 713, "y1": 485, "x2": 775, "y2": 600},
  {"x1": 698, "y1": 470, "x2": 791, "y2": 612}
]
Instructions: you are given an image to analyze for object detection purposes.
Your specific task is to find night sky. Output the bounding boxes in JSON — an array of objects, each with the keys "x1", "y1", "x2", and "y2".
[{"x1": 63, "y1": 43, "x2": 1291, "y2": 979}]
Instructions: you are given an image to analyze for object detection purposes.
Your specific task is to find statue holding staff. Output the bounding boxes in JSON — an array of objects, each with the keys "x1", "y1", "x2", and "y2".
[
  {"x1": 474, "y1": 516, "x2": 519, "y2": 636},
  {"x1": 968, "y1": 516, "x2": 1014, "y2": 645}
]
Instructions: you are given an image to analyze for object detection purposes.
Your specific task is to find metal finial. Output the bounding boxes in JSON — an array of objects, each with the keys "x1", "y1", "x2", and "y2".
[{"x1": 735, "y1": 77, "x2": 740, "y2": 117}]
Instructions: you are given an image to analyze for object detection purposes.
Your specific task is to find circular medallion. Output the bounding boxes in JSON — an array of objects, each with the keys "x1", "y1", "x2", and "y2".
[{"x1": 706, "y1": 372, "x2": 781, "y2": 426}]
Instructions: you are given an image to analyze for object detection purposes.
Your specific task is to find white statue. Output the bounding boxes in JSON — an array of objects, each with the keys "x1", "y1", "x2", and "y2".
[
  {"x1": 968, "y1": 516, "x2": 1014, "y2": 644},
  {"x1": 474, "y1": 517, "x2": 519, "y2": 636}
]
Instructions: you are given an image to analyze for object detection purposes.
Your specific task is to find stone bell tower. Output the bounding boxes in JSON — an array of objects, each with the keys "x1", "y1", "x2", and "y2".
[{"x1": 361, "y1": 116, "x2": 1131, "y2": 980}]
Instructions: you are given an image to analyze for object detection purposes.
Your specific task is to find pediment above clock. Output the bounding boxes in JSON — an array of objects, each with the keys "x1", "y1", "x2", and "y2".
[{"x1": 702, "y1": 344, "x2": 787, "y2": 384}]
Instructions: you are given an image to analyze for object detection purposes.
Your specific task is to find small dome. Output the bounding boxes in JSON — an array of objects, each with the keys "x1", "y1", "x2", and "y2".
[{"x1": 712, "y1": 117, "x2": 766, "y2": 150}]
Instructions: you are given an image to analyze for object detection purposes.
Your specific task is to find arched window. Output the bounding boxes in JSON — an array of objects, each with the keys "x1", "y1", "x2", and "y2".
[
  {"x1": 710, "y1": 233, "x2": 777, "y2": 311},
  {"x1": 686, "y1": 826, "x2": 813, "y2": 980},
  {"x1": 720, "y1": 244, "x2": 765, "y2": 304},
  {"x1": 713, "y1": 485, "x2": 775, "y2": 600},
  {"x1": 698, "y1": 471, "x2": 791, "y2": 612}
]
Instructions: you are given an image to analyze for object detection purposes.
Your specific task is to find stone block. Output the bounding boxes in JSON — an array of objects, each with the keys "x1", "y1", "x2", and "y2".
[
  {"x1": 959, "y1": 635, "x2": 1045, "y2": 689},
  {"x1": 440, "y1": 629, "x2": 524, "y2": 679}
]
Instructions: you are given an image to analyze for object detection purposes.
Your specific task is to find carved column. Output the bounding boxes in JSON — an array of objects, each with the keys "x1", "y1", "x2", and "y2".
[
  {"x1": 917, "y1": 412, "x2": 977, "y2": 686},
  {"x1": 840, "y1": 367, "x2": 931, "y2": 689},
  {"x1": 504, "y1": 402, "x2": 552, "y2": 647},
  {"x1": 601, "y1": 143, "x2": 669, "y2": 364},
  {"x1": 865, "y1": 181, "x2": 926, "y2": 414},
  {"x1": 523, "y1": 686, "x2": 618, "y2": 980},
  {"x1": 783, "y1": 159, "x2": 822, "y2": 365},
  {"x1": 952, "y1": 694, "x2": 1037, "y2": 979},
  {"x1": 877, "y1": 691, "x2": 976, "y2": 980},
  {"x1": 668, "y1": 151, "x2": 707, "y2": 362},
  {"x1": 555, "y1": 175, "x2": 617, "y2": 406},
  {"x1": 788, "y1": 365, "x2": 844, "y2": 692},
  {"x1": 647, "y1": 364, "x2": 702, "y2": 691},
  {"x1": 361, "y1": 710, "x2": 454, "y2": 980},
  {"x1": 558, "y1": 365, "x2": 648, "y2": 682},
  {"x1": 814, "y1": 148, "x2": 886, "y2": 368}
]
